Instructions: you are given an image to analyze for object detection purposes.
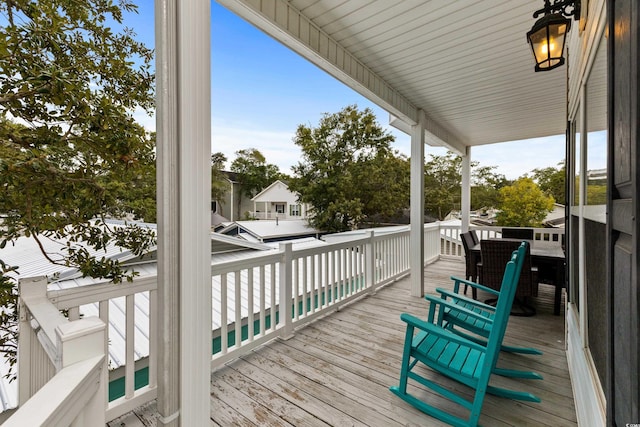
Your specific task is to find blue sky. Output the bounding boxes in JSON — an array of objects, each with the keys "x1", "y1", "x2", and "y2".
[{"x1": 128, "y1": 2, "x2": 577, "y2": 180}]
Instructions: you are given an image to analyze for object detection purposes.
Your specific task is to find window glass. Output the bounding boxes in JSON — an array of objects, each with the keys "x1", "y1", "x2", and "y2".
[
  {"x1": 585, "y1": 36, "x2": 607, "y2": 219},
  {"x1": 289, "y1": 204, "x2": 301, "y2": 216}
]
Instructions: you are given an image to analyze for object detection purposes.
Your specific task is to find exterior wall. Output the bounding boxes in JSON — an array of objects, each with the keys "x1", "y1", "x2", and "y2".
[
  {"x1": 251, "y1": 181, "x2": 309, "y2": 220},
  {"x1": 213, "y1": 179, "x2": 254, "y2": 222},
  {"x1": 565, "y1": 1, "x2": 608, "y2": 425},
  {"x1": 607, "y1": 0, "x2": 640, "y2": 423}
]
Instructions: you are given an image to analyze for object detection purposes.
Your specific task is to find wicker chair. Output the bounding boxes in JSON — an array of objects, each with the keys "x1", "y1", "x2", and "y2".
[
  {"x1": 501, "y1": 227, "x2": 533, "y2": 240},
  {"x1": 460, "y1": 232, "x2": 478, "y2": 300},
  {"x1": 469, "y1": 229, "x2": 480, "y2": 245},
  {"x1": 477, "y1": 239, "x2": 538, "y2": 315}
]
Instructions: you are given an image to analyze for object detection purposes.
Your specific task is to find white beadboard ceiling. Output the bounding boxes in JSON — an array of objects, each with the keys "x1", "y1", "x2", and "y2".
[{"x1": 218, "y1": 0, "x2": 571, "y2": 153}]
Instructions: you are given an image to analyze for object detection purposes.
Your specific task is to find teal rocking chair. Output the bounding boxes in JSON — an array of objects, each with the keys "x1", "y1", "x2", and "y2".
[
  {"x1": 433, "y1": 241, "x2": 543, "y2": 361},
  {"x1": 390, "y1": 244, "x2": 540, "y2": 427}
]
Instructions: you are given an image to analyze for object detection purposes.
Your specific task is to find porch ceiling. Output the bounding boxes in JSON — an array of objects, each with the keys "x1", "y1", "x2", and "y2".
[{"x1": 217, "y1": 0, "x2": 568, "y2": 154}]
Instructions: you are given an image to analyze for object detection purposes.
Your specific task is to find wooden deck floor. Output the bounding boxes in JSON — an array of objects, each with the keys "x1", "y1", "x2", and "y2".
[{"x1": 110, "y1": 259, "x2": 576, "y2": 426}]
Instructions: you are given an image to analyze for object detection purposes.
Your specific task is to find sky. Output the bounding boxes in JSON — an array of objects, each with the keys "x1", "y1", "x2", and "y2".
[{"x1": 127, "y1": 1, "x2": 577, "y2": 180}]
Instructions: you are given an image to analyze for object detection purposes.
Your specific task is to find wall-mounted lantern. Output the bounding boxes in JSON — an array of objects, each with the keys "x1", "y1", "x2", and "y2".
[{"x1": 527, "y1": 0, "x2": 581, "y2": 72}]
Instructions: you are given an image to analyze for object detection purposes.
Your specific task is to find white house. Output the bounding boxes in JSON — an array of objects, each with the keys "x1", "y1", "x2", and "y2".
[{"x1": 250, "y1": 180, "x2": 310, "y2": 220}]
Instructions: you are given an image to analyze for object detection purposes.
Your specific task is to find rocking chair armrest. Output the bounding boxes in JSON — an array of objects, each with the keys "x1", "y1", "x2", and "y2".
[
  {"x1": 435, "y1": 288, "x2": 497, "y2": 313},
  {"x1": 399, "y1": 313, "x2": 487, "y2": 352},
  {"x1": 450, "y1": 275, "x2": 500, "y2": 296},
  {"x1": 425, "y1": 295, "x2": 495, "y2": 325}
]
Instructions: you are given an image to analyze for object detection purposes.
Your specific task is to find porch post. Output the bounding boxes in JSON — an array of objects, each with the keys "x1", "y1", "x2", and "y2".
[
  {"x1": 156, "y1": 0, "x2": 211, "y2": 425},
  {"x1": 410, "y1": 110, "x2": 425, "y2": 297},
  {"x1": 461, "y1": 147, "x2": 471, "y2": 233},
  {"x1": 155, "y1": 1, "x2": 180, "y2": 425}
]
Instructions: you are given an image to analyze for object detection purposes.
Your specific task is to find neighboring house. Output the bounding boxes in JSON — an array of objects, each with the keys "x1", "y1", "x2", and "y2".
[
  {"x1": 543, "y1": 203, "x2": 565, "y2": 228},
  {"x1": 250, "y1": 180, "x2": 310, "y2": 220},
  {"x1": 211, "y1": 171, "x2": 254, "y2": 225},
  {"x1": 217, "y1": 219, "x2": 320, "y2": 243}
]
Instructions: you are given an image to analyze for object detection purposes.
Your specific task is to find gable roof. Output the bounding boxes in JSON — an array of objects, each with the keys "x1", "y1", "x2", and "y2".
[
  {"x1": 218, "y1": 219, "x2": 319, "y2": 242},
  {"x1": 251, "y1": 180, "x2": 298, "y2": 202}
]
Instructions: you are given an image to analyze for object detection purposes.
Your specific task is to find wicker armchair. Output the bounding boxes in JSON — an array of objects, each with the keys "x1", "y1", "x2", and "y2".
[
  {"x1": 477, "y1": 239, "x2": 538, "y2": 314},
  {"x1": 469, "y1": 229, "x2": 480, "y2": 245},
  {"x1": 501, "y1": 227, "x2": 533, "y2": 240},
  {"x1": 460, "y1": 232, "x2": 478, "y2": 299}
]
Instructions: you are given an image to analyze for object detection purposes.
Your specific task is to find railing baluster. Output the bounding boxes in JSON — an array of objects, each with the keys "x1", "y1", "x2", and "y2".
[
  {"x1": 221, "y1": 273, "x2": 228, "y2": 354},
  {"x1": 125, "y1": 294, "x2": 135, "y2": 399},
  {"x1": 270, "y1": 263, "x2": 276, "y2": 331},
  {"x1": 293, "y1": 258, "x2": 299, "y2": 320},
  {"x1": 309, "y1": 255, "x2": 316, "y2": 314},
  {"x1": 247, "y1": 268, "x2": 254, "y2": 342},
  {"x1": 302, "y1": 256, "x2": 308, "y2": 315},
  {"x1": 68, "y1": 306, "x2": 80, "y2": 321},
  {"x1": 259, "y1": 265, "x2": 266, "y2": 337},
  {"x1": 148, "y1": 289, "x2": 157, "y2": 389},
  {"x1": 234, "y1": 271, "x2": 241, "y2": 349}
]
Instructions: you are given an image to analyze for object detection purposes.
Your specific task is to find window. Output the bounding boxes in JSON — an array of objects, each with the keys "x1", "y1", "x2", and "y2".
[
  {"x1": 275, "y1": 203, "x2": 285, "y2": 214},
  {"x1": 289, "y1": 204, "x2": 301, "y2": 216}
]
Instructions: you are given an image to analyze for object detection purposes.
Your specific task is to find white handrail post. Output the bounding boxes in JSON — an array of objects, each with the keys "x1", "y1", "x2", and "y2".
[
  {"x1": 279, "y1": 243, "x2": 294, "y2": 340},
  {"x1": 17, "y1": 276, "x2": 48, "y2": 405},
  {"x1": 410, "y1": 110, "x2": 426, "y2": 297},
  {"x1": 56, "y1": 317, "x2": 106, "y2": 427},
  {"x1": 461, "y1": 147, "x2": 471, "y2": 233},
  {"x1": 365, "y1": 231, "x2": 376, "y2": 292}
]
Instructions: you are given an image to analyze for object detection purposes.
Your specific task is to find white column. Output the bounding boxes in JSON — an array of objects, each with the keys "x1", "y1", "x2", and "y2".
[
  {"x1": 410, "y1": 111, "x2": 425, "y2": 297},
  {"x1": 156, "y1": 0, "x2": 211, "y2": 426},
  {"x1": 461, "y1": 147, "x2": 471, "y2": 233},
  {"x1": 178, "y1": 0, "x2": 211, "y2": 425},
  {"x1": 155, "y1": 1, "x2": 179, "y2": 425}
]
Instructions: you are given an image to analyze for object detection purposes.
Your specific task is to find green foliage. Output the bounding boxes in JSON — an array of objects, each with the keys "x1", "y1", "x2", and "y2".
[
  {"x1": 531, "y1": 162, "x2": 565, "y2": 204},
  {"x1": 423, "y1": 152, "x2": 507, "y2": 220},
  {"x1": 496, "y1": 178, "x2": 555, "y2": 227},
  {"x1": 586, "y1": 184, "x2": 606, "y2": 205},
  {"x1": 230, "y1": 148, "x2": 282, "y2": 198},
  {"x1": 290, "y1": 105, "x2": 408, "y2": 232},
  {"x1": 0, "y1": 0, "x2": 157, "y2": 376},
  {"x1": 211, "y1": 152, "x2": 228, "y2": 203}
]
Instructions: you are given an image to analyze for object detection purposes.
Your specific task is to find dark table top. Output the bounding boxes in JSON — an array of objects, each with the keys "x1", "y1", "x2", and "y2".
[{"x1": 469, "y1": 239, "x2": 565, "y2": 260}]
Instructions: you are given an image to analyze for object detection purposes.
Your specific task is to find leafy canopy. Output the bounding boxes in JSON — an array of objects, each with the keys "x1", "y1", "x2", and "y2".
[
  {"x1": 290, "y1": 105, "x2": 409, "y2": 232},
  {"x1": 423, "y1": 152, "x2": 508, "y2": 220},
  {"x1": 531, "y1": 161, "x2": 566, "y2": 205},
  {"x1": 0, "y1": 0, "x2": 156, "y2": 373},
  {"x1": 496, "y1": 178, "x2": 555, "y2": 227},
  {"x1": 230, "y1": 148, "x2": 282, "y2": 199}
]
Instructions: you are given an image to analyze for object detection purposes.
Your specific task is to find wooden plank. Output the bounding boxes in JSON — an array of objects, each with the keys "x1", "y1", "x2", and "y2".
[{"x1": 119, "y1": 259, "x2": 576, "y2": 426}]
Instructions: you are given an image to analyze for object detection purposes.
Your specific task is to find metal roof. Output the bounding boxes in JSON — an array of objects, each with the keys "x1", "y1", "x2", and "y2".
[
  {"x1": 218, "y1": 0, "x2": 570, "y2": 154},
  {"x1": 219, "y1": 219, "x2": 320, "y2": 241}
]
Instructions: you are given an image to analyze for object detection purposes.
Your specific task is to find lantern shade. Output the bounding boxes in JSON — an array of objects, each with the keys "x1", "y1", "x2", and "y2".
[{"x1": 527, "y1": 13, "x2": 571, "y2": 72}]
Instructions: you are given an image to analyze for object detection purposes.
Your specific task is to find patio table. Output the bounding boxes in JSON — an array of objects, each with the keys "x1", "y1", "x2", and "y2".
[{"x1": 469, "y1": 239, "x2": 565, "y2": 315}]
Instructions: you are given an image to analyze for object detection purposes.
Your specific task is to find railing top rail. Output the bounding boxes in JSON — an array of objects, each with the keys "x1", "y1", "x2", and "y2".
[
  {"x1": 4, "y1": 355, "x2": 104, "y2": 427},
  {"x1": 48, "y1": 275, "x2": 157, "y2": 310}
]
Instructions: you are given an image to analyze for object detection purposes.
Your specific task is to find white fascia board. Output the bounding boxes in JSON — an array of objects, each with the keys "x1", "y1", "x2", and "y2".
[
  {"x1": 216, "y1": 0, "x2": 418, "y2": 126},
  {"x1": 389, "y1": 114, "x2": 467, "y2": 156}
]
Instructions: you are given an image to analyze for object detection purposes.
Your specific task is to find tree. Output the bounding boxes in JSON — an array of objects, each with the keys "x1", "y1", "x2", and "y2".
[
  {"x1": 423, "y1": 152, "x2": 507, "y2": 220},
  {"x1": 230, "y1": 148, "x2": 281, "y2": 198},
  {"x1": 211, "y1": 152, "x2": 228, "y2": 204},
  {"x1": 531, "y1": 161, "x2": 566, "y2": 204},
  {"x1": 290, "y1": 105, "x2": 407, "y2": 232},
  {"x1": 0, "y1": 0, "x2": 156, "y2": 375},
  {"x1": 495, "y1": 178, "x2": 555, "y2": 227}
]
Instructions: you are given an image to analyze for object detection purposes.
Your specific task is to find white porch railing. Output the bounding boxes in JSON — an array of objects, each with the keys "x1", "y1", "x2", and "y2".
[
  {"x1": 8, "y1": 222, "x2": 564, "y2": 423},
  {"x1": 6, "y1": 276, "x2": 107, "y2": 426},
  {"x1": 438, "y1": 225, "x2": 565, "y2": 258}
]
